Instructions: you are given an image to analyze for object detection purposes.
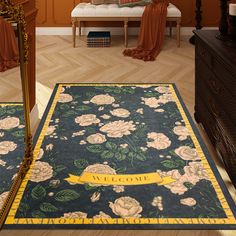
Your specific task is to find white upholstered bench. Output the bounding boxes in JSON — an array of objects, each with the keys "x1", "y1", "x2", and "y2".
[{"x1": 71, "y1": 3, "x2": 181, "y2": 48}]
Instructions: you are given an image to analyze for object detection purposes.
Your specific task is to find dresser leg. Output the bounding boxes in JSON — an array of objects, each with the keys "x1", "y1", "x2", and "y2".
[{"x1": 194, "y1": 111, "x2": 200, "y2": 123}]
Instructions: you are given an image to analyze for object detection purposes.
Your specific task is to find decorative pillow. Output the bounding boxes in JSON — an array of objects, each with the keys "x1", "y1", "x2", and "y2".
[
  {"x1": 118, "y1": 0, "x2": 152, "y2": 7},
  {"x1": 91, "y1": 0, "x2": 118, "y2": 5}
]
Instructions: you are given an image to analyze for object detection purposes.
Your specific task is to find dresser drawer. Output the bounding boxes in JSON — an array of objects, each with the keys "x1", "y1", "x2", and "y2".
[
  {"x1": 196, "y1": 58, "x2": 236, "y2": 122},
  {"x1": 196, "y1": 94, "x2": 236, "y2": 185},
  {"x1": 197, "y1": 81, "x2": 236, "y2": 141},
  {"x1": 213, "y1": 57, "x2": 236, "y2": 96},
  {"x1": 196, "y1": 40, "x2": 213, "y2": 69}
]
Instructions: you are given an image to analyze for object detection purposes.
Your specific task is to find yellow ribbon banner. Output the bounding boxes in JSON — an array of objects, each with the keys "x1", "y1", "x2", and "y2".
[{"x1": 65, "y1": 172, "x2": 176, "y2": 186}]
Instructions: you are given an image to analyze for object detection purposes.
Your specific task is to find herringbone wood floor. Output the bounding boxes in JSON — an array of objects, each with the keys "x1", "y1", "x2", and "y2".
[{"x1": 0, "y1": 35, "x2": 235, "y2": 235}]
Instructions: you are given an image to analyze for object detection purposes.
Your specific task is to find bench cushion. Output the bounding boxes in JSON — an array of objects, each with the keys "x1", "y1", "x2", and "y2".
[{"x1": 71, "y1": 3, "x2": 181, "y2": 18}]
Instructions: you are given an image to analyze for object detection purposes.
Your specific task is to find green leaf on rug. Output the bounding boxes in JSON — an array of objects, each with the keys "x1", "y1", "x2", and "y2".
[
  {"x1": 6, "y1": 108, "x2": 16, "y2": 114},
  {"x1": 84, "y1": 184, "x2": 98, "y2": 191},
  {"x1": 60, "y1": 104, "x2": 70, "y2": 111},
  {"x1": 175, "y1": 159, "x2": 185, "y2": 167},
  {"x1": 116, "y1": 166, "x2": 127, "y2": 173},
  {"x1": 74, "y1": 159, "x2": 88, "y2": 169},
  {"x1": 115, "y1": 152, "x2": 126, "y2": 161},
  {"x1": 85, "y1": 127, "x2": 96, "y2": 134},
  {"x1": 86, "y1": 145, "x2": 104, "y2": 153},
  {"x1": 62, "y1": 110, "x2": 77, "y2": 117},
  {"x1": 55, "y1": 189, "x2": 80, "y2": 202},
  {"x1": 143, "y1": 93, "x2": 158, "y2": 98},
  {"x1": 76, "y1": 105, "x2": 91, "y2": 111},
  {"x1": 161, "y1": 160, "x2": 179, "y2": 168},
  {"x1": 18, "y1": 202, "x2": 30, "y2": 213},
  {"x1": 135, "y1": 153, "x2": 146, "y2": 161},
  {"x1": 31, "y1": 210, "x2": 46, "y2": 218},
  {"x1": 31, "y1": 185, "x2": 46, "y2": 200},
  {"x1": 40, "y1": 202, "x2": 58, "y2": 212},
  {"x1": 54, "y1": 165, "x2": 67, "y2": 172},
  {"x1": 101, "y1": 150, "x2": 114, "y2": 159},
  {"x1": 12, "y1": 130, "x2": 24, "y2": 138},
  {"x1": 183, "y1": 182, "x2": 194, "y2": 189},
  {"x1": 118, "y1": 147, "x2": 129, "y2": 154},
  {"x1": 105, "y1": 142, "x2": 117, "y2": 150}
]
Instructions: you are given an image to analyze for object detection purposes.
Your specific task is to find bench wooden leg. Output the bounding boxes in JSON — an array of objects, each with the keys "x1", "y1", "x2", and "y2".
[
  {"x1": 169, "y1": 21, "x2": 172, "y2": 37},
  {"x1": 78, "y1": 21, "x2": 81, "y2": 36},
  {"x1": 124, "y1": 20, "x2": 128, "y2": 47},
  {"x1": 176, "y1": 19, "x2": 181, "y2": 47},
  {"x1": 72, "y1": 18, "x2": 78, "y2": 48}
]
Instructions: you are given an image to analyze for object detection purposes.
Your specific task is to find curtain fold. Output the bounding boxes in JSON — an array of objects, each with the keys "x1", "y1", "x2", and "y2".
[
  {"x1": 0, "y1": 16, "x2": 19, "y2": 72},
  {"x1": 123, "y1": 0, "x2": 168, "y2": 61}
]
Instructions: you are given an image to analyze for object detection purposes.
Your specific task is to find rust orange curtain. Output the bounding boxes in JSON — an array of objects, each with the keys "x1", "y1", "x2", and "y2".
[
  {"x1": 0, "y1": 16, "x2": 19, "y2": 72},
  {"x1": 123, "y1": 0, "x2": 168, "y2": 61}
]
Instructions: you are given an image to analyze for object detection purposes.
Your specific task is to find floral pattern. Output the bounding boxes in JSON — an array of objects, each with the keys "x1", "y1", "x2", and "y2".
[
  {"x1": 100, "y1": 120, "x2": 136, "y2": 138},
  {"x1": 12, "y1": 85, "x2": 232, "y2": 226},
  {"x1": 75, "y1": 114, "x2": 100, "y2": 126},
  {"x1": 0, "y1": 104, "x2": 24, "y2": 212},
  {"x1": 29, "y1": 161, "x2": 53, "y2": 182},
  {"x1": 110, "y1": 108, "x2": 130, "y2": 118},
  {"x1": 109, "y1": 196, "x2": 142, "y2": 218}
]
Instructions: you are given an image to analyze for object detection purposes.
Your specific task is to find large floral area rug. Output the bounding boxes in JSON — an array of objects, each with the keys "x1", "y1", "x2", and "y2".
[
  {"x1": 4, "y1": 84, "x2": 236, "y2": 229},
  {"x1": 0, "y1": 103, "x2": 24, "y2": 214}
]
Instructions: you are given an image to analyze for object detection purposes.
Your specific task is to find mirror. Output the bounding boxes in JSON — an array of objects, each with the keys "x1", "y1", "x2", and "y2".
[{"x1": 0, "y1": 0, "x2": 33, "y2": 227}]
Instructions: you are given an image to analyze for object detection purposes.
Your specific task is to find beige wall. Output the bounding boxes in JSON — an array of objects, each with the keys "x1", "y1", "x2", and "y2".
[{"x1": 36, "y1": 0, "x2": 236, "y2": 27}]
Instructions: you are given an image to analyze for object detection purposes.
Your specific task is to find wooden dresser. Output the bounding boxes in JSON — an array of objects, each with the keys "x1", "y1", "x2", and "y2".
[
  {"x1": 13, "y1": 0, "x2": 37, "y2": 110},
  {"x1": 194, "y1": 30, "x2": 236, "y2": 186}
]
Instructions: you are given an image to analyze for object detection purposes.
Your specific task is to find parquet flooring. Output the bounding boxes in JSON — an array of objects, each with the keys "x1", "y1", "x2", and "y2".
[{"x1": 0, "y1": 35, "x2": 235, "y2": 235}]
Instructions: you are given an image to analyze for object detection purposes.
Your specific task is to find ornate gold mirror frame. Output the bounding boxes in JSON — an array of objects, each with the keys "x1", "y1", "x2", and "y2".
[{"x1": 0, "y1": 0, "x2": 33, "y2": 228}]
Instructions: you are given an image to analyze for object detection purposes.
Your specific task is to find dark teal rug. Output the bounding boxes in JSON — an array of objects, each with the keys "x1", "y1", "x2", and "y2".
[
  {"x1": 4, "y1": 84, "x2": 236, "y2": 229},
  {"x1": 0, "y1": 103, "x2": 24, "y2": 214}
]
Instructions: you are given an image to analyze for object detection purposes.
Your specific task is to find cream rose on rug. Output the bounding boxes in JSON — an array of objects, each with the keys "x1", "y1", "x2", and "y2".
[
  {"x1": 36, "y1": 148, "x2": 44, "y2": 160},
  {"x1": 158, "y1": 161, "x2": 208, "y2": 195},
  {"x1": 29, "y1": 161, "x2": 53, "y2": 182},
  {"x1": 154, "y1": 86, "x2": 171, "y2": 94},
  {"x1": 147, "y1": 132, "x2": 171, "y2": 150},
  {"x1": 175, "y1": 146, "x2": 200, "y2": 161},
  {"x1": 90, "y1": 192, "x2": 101, "y2": 203},
  {"x1": 0, "y1": 141, "x2": 17, "y2": 155},
  {"x1": 90, "y1": 94, "x2": 115, "y2": 105},
  {"x1": 113, "y1": 185, "x2": 125, "y2": 193},
  {"x1": 158, "y1": 93, "x2": 175, "y2": 104},
  {"x1": 100, "y1": 120, "x2": 136, "y2": 138},
  {"x1": 180, "y1": 197, "x2": 196, "y2": 207},
  {"x1": 184, "y1": 161, "x2": 208, "y2": 181},
  {"x1": 136, "y1": 85, "x2": 152, "y2": 88},
  {"x1": 62, "y1": 211, "x2": 87, "y2": 218},
  {"x1": 0, "y1": 117, "x2": 20, "y2": 130},
  {"x1": 45, "y1": 125, "x2": 56, "y2": 136},
  {"x1": 0, "y1": 159, "x2": 6, "y2": 166},
  {"x1": 93, "y1": 211, "x2": 111, "y2": 219},
  {"x1": 75, "y1": 114, "x2": 100, "y2": 126},
  {"x1": 173, "y1": 126, "x2": 189, "y2": 141},
  {"x1": 0, "y1": 191, "x2": 9, "y2": 209},
  {"x1": 87, "y1": 133, "x2": 106, "y2": 144},
  {"x1": 110, "y1": 108, "x2": 130, "y2": 118},
  {"x1": 109, "y1": 196, "x2": 142, "y2": 218},
  {"x1": 58, "y1": 93, "x2": 73, "y2": 103},
  {"x1": 141, "y1": 97, "x2": 159, "y2": 108}
]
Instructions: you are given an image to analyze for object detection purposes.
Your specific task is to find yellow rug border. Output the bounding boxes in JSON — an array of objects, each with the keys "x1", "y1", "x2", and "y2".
[
  {"x1": 0, "y1": 104, "x2": 23, "y2": 107},
  {"x1": 5, "y1": 83, "x2": 236, "y2": 225}
]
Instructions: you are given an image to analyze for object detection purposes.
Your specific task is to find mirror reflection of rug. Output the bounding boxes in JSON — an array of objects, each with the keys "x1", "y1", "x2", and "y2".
[
  {"x1": 0, "y1": 103, "x2": 24, "y2": 213},
  {"x1": 4, "y1": 84, "x2": 236, "y2": 229}
]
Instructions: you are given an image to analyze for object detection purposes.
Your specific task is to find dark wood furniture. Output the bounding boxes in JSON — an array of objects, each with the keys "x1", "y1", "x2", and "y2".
[
  {"x1": 194, "y1": 30, "x2": 236, "y2": 187},
  {"x1": 13, "y1": 0, "x2": 37, "y2": 110}
]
